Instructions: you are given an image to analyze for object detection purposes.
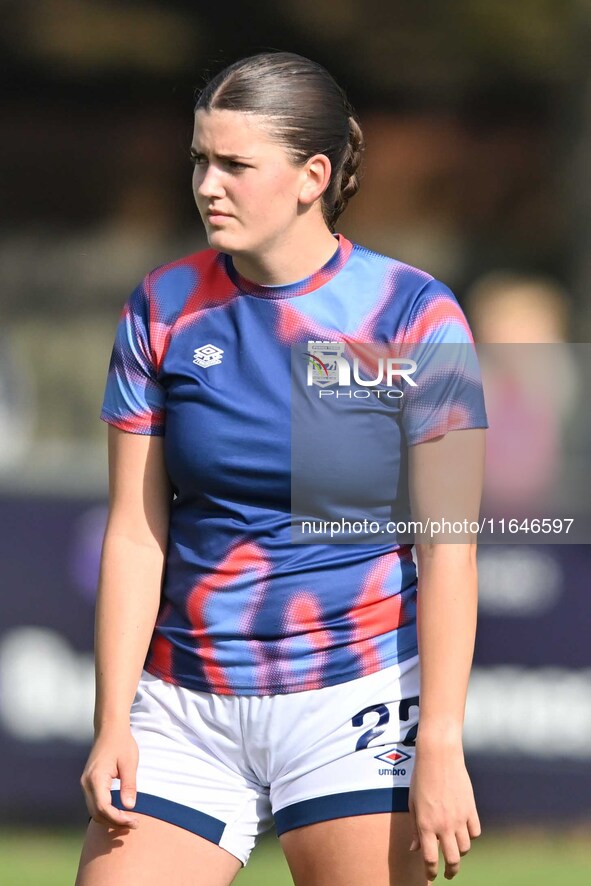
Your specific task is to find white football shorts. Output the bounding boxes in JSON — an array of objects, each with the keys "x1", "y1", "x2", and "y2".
[{"x1": 111, "y1": 655, "x2": 420, "y2": 865}]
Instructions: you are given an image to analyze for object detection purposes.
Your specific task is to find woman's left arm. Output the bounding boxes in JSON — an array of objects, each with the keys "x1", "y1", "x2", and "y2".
[{"x1": 408, "y1": 428, "x2": 486, "y2": 882}]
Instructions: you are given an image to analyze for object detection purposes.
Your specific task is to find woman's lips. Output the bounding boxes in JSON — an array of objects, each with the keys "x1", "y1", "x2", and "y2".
[{"x1": 207, "y1": 211, "x2": 232, "y2": 224}]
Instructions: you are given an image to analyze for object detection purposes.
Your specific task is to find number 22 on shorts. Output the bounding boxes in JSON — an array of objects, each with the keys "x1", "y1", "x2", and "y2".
[{"x1": 352, "y1": 696, "x2": 420, "y2": 751}]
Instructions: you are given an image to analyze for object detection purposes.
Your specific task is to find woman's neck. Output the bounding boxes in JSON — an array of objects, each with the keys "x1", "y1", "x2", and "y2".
[{"x1": 230, "y1": 222, "x2": 339, "y2": 286}]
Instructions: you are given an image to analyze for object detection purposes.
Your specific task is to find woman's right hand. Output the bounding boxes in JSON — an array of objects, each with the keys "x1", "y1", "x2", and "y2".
[{"x1": 80, "y1": 726, "x2": 140, "y2": 829}]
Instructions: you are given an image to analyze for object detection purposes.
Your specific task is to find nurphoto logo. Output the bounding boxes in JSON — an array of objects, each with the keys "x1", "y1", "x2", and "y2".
[{"x1": 304, "y1": 341, "x2": 418, "y2": 398}]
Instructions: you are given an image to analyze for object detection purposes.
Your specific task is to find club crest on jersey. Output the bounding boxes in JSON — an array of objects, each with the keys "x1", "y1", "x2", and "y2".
[
  {"x1": 374, "y1": 747, "x2": 412, "y2": 768},
  {"x1": 193, "y1": 344, "x2": 224, "y2": 368},
  {"x1": 305, "y1": 341, "x2": 346, "y2": 388}
]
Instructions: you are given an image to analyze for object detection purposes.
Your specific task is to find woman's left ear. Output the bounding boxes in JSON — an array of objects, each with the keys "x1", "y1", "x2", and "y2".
[{"x1": 299, "y1": 154, "x2": 332, "y2": 205}]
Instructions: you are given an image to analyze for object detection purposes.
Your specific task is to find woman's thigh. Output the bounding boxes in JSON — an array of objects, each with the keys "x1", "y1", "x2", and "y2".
[
  {"x1": 75, "y1": 814, "x2": 242, "y2": 886},
  {"x1": 280, "y1": 812, "x2": 427, "y2": 886}
]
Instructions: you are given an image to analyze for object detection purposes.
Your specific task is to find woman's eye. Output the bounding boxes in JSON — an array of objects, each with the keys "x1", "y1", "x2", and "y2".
[{"x1": 189, "y1": 155, "x2": 248, "y2": 171}]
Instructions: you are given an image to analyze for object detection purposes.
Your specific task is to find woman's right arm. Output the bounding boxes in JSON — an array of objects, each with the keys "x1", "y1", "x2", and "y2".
[{"x1": 80, "y1": 425, "x2": 172, "y2": 829}]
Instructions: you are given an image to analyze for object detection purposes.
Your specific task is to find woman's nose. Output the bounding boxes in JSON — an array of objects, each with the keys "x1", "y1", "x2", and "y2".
[{"x1": 196, "y1": 165, "x2": 224, "y2": 199}]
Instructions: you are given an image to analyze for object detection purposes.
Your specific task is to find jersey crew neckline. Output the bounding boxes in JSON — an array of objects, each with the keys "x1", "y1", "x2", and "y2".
[{"x1": 222, "y1": 232, "x2": 354, "y2": 299}]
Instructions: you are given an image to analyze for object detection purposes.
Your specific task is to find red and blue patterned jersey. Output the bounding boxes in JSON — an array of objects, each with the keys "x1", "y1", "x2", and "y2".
[{"x1": 101, "y1": 234, "x2": 487, "y2": 695}]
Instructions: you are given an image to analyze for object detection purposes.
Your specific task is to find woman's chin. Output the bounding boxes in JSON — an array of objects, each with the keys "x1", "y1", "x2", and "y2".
[{"x1": 206, "y1": 228, "x2": 235, "y2": 252}]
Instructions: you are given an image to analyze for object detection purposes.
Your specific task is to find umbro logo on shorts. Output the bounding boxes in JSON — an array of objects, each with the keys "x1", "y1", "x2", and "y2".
[
  {"x1": 193, "y1": 344, "x2": 224, "y2": 367},
  {"x1": 374, "y1": 747, "x2": 412, "y2": 768}
]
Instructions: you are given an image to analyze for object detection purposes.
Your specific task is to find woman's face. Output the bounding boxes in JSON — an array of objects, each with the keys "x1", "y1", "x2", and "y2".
[{"x1": 191, "y1": 109, "x2": 315, "y2": 259}]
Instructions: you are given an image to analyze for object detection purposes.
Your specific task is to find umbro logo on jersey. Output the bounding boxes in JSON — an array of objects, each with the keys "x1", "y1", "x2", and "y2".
[
  {"x1": 374, "y1": 747, "x2": 412, "y2": 768},
  {"x1": 193, "y1": 344, "x2": 224, "y2": 368}
]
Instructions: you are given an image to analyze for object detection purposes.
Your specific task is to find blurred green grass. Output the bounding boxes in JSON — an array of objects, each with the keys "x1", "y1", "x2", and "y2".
[{"x1": 1, "y1": 826, "x2": 590, "y2": 885}]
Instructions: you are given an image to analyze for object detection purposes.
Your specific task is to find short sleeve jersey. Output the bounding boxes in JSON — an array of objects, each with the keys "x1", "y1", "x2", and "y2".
[{"x1": 101, "y1": 234, "x2": 487, "y2": 695}]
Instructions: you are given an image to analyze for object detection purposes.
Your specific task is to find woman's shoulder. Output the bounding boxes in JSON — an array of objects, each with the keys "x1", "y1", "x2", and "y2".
[
  {"x1": 347, "y1": 238, "x2": 438, "y2": 289},
  {"x1": 344, "y1": 238, "x2": 471, "y2": 342},
  {"x1": 142, "y1": 246, "x2": 225, "y2": 287},
  {"x1": 130, "y1": 247, "x2": 236, "y2": 323},
  {"x1": 136, "y1": 249, "x2": 232, "y2": 310}
]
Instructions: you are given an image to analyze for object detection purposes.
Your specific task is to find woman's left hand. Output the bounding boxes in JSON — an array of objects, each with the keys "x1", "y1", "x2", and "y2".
[{"x1": 408, "y1": 739, "x2": 481, "y2": 881}]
